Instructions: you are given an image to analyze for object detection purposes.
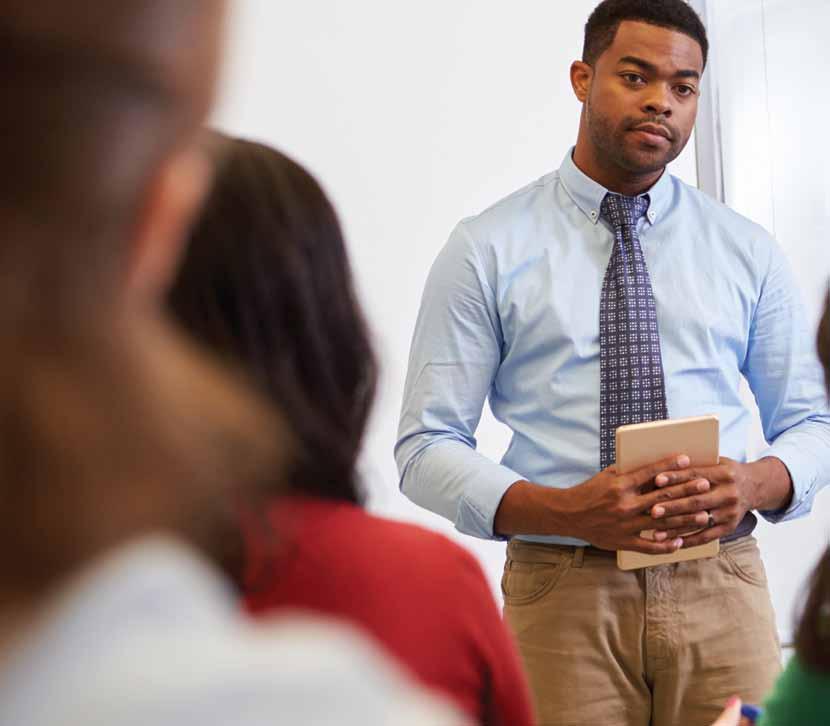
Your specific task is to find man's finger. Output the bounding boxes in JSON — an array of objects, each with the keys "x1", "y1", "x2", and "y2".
[
  {"x1": 639, "y1": 478, "x2": 711, "y2": 511},
  {"x1": 619, "y1": 535, "x2": 684, "y2": 555},
  {"x1": 657, "y1": 520, "x2": 723, "y2": 540},
  {"x1": 624, "y1": 515, "x2": 669, "y2": 535},
  {"x1": 677, "y1": 524, "x2": 732, "y2": 548},
  {"x1": 654, "y1": 468, "x2": 702, "y2": 487},
  {"x1": 651, "y1": 510, "x2": 710, "y2": 532},
  {"x1": 650, "y1": 490, "x2": 728, "y2": 519},
  {"x1": 625, "y1": 454, "x2": 691, "y2": 487},
  {"x1": 654, "y1": 461, "x2": 729, "y2": 488},
  {"x1": 655, "y1": 504, "x2": 739, "y2": 540}
]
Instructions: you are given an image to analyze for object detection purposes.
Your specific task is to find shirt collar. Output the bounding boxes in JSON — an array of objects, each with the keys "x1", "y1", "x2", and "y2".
[{"x1": 558, "y1": 147, "x2": 672, "y2": 227}]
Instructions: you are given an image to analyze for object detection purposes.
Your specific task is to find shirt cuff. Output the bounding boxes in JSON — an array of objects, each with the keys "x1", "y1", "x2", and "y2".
[
  {"x1": 456, "y1": 464, "x2": 525, "y2": 540},
  {"x1": 757, "y1": 441, "x2": 818, "y2": 523}
]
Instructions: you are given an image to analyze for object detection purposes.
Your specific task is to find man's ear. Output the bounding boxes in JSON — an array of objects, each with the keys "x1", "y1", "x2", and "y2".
[
  {"x1": 126, "y1": 143, "x2": 213, "y2": 306},
  {"x1": 570, "y1": 60, "x2": 594, "y2": 103}
]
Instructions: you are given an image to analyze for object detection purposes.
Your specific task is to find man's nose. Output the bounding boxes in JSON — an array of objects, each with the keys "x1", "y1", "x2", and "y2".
[{"x1": 642, "y1": 85, "x2": 673, "y2": 118}]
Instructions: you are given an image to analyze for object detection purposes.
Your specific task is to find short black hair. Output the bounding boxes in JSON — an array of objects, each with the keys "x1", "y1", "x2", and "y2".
[{"x1": 583, "y1": 0, "x2": 708, "y2": 68}]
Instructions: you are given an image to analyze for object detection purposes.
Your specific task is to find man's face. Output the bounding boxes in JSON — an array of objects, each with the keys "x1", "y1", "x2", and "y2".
[{"x1": 583, "y1": 21, "x2": 704, "y2": 175}]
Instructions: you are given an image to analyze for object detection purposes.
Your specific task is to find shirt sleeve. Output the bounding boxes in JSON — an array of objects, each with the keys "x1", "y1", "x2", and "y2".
[
  {"x1": 395, "y1": 221, "x2": 525, "y2": 540},
  {"x1": 742, "y1": 240, "x2": 830, "y2": 523}
]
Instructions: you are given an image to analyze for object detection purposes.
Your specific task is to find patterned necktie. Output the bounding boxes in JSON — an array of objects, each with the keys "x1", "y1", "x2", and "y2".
[{"x1": 599, "y1": 193, "x2": 668, "y2": 470}]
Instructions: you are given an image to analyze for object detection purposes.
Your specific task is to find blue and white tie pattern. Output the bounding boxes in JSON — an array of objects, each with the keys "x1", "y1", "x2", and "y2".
[{"x1": 599, "y1": 193, "x2": 668, "y2": 470}]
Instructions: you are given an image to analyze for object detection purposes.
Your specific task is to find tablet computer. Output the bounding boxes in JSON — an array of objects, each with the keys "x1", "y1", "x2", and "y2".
[{"x1": 616, "y1": 415, "x2": 720, "y2": 571}]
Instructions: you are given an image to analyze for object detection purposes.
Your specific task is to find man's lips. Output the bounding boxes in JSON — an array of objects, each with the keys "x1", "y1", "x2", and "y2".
[{"x1": 630, "y1": 123, "x2": 672, "y2": 142}]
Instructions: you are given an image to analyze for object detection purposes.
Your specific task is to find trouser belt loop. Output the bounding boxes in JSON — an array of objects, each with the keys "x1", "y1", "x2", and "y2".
[{"x1": 572, "y1": 546, "x2": 586, "y2": 568}]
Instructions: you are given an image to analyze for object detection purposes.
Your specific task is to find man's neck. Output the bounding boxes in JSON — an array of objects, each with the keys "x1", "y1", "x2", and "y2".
[{"x1": 572, "y1": 138, "x2": 664, "y2": 197}]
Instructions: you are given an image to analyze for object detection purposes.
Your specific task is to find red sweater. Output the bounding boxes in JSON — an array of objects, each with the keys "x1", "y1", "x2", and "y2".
[{"x1": 243, "y1": 498, "x2": 534, "y2": 726}]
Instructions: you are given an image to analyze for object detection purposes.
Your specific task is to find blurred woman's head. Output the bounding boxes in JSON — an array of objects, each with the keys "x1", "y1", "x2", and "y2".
[
  {"x1": 0, "y1": 1, "x2": 285, "y2": 600},
  {"x1": 170, "y1": 137, "x2": 377, "y2": 504}
]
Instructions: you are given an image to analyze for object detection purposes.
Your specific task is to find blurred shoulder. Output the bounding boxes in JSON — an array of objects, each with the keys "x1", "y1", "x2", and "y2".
[
  {"x1": 93, "y1": 615, "x2": 467, "y2": 725},
  {"x1": 360, "y1": 510, "x2": 488, "y2": 573}
]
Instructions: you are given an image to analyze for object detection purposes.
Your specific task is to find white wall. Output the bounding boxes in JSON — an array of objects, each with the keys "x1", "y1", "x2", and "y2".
[
  {"x1": 700, "y1": 0, "x2": 830, "y2": 643},
  {"x1": 213, "y1": 0, "x2": 695, "y2": 598}
]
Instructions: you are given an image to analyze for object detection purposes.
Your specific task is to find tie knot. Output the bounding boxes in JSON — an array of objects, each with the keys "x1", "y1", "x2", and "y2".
[{"x1": 600, "y1": 193, "x2": 650, "y2": 230}]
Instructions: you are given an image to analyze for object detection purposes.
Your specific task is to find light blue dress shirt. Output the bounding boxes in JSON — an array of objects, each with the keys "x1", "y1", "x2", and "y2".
[{"x1": 396, "y1": 150, "x2": 830, "y2": 545}]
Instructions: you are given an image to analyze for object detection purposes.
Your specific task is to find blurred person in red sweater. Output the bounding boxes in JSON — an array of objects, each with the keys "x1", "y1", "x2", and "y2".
[{"x1": 170, "y1": 136, "x2": 535, "y2": 726}]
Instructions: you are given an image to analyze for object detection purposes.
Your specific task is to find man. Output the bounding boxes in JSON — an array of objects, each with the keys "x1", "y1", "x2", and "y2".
[
  {"x1": 0, "y1": 3, "x2": 463, "y2": 724},
  {"x1": 396, "y1": 1, "x2": 830, "y2": 724}
]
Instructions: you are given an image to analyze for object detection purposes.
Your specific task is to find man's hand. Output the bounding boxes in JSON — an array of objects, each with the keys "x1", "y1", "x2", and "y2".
[
  {"x1": 649, "y1": 456, "x2": 793, "y2": 547},
  {"x1": 554, "y1": 454, "x2": 711, "y2": 553}
]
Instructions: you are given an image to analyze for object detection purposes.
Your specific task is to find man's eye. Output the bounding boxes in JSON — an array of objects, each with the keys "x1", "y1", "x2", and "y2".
[
  {"x1": 622, "y1": 73, "x2": 645, "y2": 85},
  {"x1": 675, "y1": 85, "x2": 697, "y2": 97}
]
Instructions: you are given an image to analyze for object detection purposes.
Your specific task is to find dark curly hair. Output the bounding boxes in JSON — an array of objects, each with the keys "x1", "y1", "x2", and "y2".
[
  {"x1": 583, "y1": 0, "x2": 708, "y2": 67},
  {"x1": 169, "y1": 136, "x2": 377, "y2": 506}
]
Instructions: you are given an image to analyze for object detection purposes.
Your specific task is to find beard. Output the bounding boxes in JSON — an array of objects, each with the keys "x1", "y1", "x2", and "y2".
[{"x1": 585, "y1": 95, "x2": 689, "y2": 175}]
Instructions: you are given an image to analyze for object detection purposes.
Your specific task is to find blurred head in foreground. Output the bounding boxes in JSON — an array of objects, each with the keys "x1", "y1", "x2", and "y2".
[{"x1": 0, "y1": 0, "x2": 283, "y2": 608}]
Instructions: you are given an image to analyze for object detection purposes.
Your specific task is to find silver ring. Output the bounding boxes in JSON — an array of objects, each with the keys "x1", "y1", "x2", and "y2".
[{"x1": 706, "y1": 511, "x2": 716, "y2": 529}]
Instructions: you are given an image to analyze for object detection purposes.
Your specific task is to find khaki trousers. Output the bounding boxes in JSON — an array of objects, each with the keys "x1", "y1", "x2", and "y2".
[{"x1": 503, "y1": 536, "x2": 780, "y2": 726}]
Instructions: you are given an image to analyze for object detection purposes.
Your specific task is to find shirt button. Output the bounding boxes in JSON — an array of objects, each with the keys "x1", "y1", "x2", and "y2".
[{"x1": 591, "y1": 210, "x2": 598, "y2": 219}]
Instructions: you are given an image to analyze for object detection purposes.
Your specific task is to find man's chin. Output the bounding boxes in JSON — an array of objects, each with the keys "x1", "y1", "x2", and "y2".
[
  {"x1": 625, "y1": 134, "x2": 686, "y2": 170},
  {"x1": 619, "y1": 147, "x2": 675, "y2": 175}
]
